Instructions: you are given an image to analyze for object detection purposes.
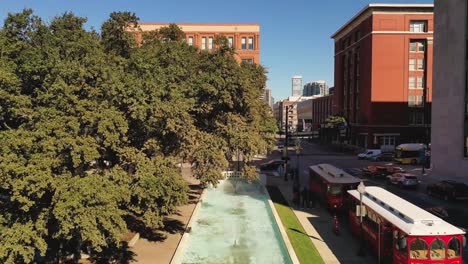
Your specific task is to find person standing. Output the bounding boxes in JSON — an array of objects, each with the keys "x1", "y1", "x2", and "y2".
[{"x1": 301, "y1": 186, "x2": 308, "y2": 208}]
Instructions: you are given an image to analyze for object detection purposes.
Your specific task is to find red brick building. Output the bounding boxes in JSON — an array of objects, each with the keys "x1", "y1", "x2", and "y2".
[
  {"x1": 331, "y1": 4, "x2": 433, "y2": 149},
  {"x1": 128, "y1": 23, "x2": 260, "y2": 64}
]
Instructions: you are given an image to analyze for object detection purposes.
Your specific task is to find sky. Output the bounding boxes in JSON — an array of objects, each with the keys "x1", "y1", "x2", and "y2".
[{"x1": 0, "y1": 0, "x2": 433, "y2": 101}]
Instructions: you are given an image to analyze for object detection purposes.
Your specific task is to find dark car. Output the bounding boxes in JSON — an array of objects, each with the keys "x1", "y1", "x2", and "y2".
[
  {"x1": 426, "y1": 180, "x2": 468, "y2": 201},
  {"x1": 370, "y1": 152, "x2": 395, "y2": 162},
  {"x1": 259, "y1": 159, "x2": 285, "y2": 171}
]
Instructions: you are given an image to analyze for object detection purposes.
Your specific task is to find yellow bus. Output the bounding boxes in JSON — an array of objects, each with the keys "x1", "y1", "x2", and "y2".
[{"x1": 394, "y1": 143, "x2": 426, "y2": 165}]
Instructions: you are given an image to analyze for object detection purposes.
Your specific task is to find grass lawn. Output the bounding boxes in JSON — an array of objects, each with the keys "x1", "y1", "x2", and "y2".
[{"x1": 267, "y1": 186, "x2": 324, "y2": 264}]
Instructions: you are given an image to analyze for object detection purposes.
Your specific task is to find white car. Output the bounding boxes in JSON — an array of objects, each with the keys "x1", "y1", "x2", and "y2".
[
  {"x1": 357, "y1": 149, "x2": 381, "y2": 160},
  {"x1": 386, "y1": 173, "x2": 419, "y2": 188}
]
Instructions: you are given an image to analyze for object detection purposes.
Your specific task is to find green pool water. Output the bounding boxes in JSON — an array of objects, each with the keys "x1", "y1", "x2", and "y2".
[{"x1": 180, "y1": 179, "x2": 292, "y2": 264}]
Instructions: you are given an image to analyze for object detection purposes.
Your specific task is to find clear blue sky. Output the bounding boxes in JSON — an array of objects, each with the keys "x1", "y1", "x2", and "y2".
[{"x1": 1, "y1": 0, "x2": 433, "y2": 101}]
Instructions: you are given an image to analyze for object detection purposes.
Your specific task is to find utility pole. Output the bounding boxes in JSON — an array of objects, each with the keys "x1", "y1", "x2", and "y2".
[{"x1": 282, "y1": 105, "x2": 291, "y2": 181}]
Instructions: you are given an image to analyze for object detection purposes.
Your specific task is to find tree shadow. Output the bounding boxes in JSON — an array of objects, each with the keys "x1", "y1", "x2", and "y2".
[
  {"x1": 123, "y1": 215, "x2": 166, "y2": 242},
  {"x1": 161, "y1": 217, "x2": 185, "y2": 235},
  {"x1": 91, "y1": 242, "x2": 137, "y2": 264}
]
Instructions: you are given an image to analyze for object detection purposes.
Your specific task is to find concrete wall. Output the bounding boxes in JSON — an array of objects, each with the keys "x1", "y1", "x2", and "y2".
[{"x1": 432, "y1": 0, "x2": 468, "y2": 179}]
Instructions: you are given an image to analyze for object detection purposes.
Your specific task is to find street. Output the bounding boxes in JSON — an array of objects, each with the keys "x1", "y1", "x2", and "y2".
[{"x1": 261, "y1": 139, "x2": 468, "y2": 263}]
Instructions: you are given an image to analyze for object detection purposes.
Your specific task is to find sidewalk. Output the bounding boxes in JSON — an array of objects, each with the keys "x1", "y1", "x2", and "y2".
[{"x1": 267, "y1": 175, "x2": 375, "y2": 264}]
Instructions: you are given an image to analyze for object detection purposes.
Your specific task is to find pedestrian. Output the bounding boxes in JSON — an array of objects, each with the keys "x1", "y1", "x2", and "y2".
[
  {"x1": 301, "y1": 186, "x2": 308, "y2": 208},
  {"x1": 310, "y1": 188, "x2": 317, "y2": 208},
  {"x1": 292, "y1": 183, "x2": 299, "y2": 205}
]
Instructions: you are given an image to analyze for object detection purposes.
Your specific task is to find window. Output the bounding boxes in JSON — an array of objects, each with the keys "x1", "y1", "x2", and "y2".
[
  {"x1": 242, "y1": 58, "x2": 253, "y2": 64},
  {"x1": 409, "y1": 77, "x2": 416, "y2": 88},
  {"x1": 430, "y1": 238, "x2": 446, "y2": 260},
  {"x1": 208, "y1": 37, "x2": 213, "y2": 50},
  {"x1": 201, "y1": 37, "x2": 206, "y2": 50},
  {"x1": 408, "y1": 95, "x2": 415, "y2": 107},
  {"x1": 188, "y1": 36, "x2": 193, "y2": 46},
  {"x1": 418, "y1": 42, "x2": 425, "y2": 52},
  {"x1": 410, "y1": 40, "x2": 425, "y2": 52},
  {"x1": 409, "y1": 95, "x2": 423, "y2": 107},
  {"x1": 409, "y1": 59, "x2": 416, "y2": 70},
  {"x1": 394, "y1": 231, "x2": 408, "y2": 256},
  {"x1": 241, "y1": 37, "x2": 246, "y2": 50},
  {"x1": 228, "y1": 36, "x2": 233, "y2": 47},
  {"x1": 417, "y1": 77, "x2": 424, "y2": 88},
  {"x1": 410, "y1": 21, "x2": 427, "y2": 32},
  {"x1": 248, "y1": 37, "x2": 254, "y2": 50},
  {"x1": 410, "y1": 238, "x2": 428, "y2": 259},
  {"x1": 417, "y1": 59, "x2": 425, "y2": 70},
  {"x1": 355, "y1": 30, "x2": 361, "y2": 41},
  {"x1": 448, "y1": 238, "x2": 461, "y2": 258}
]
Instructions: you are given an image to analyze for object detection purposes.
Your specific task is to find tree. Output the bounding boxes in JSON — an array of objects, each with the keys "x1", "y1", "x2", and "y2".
[{"x1": 101, "y1": 11, "x2": 139, "y2": 58}]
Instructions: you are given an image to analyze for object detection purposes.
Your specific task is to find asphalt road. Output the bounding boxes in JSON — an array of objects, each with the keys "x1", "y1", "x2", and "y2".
[{"x1": 261, "y1": 139, "x2": 468, "y2": 262}]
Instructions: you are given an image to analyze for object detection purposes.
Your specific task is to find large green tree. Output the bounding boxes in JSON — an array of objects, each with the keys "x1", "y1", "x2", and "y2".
[{"x1": 0, "y1": 10, "x2": 276, "y2": 263}]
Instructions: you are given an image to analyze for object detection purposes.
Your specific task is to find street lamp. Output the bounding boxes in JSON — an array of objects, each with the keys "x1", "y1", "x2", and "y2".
[
  {"x1": 357, "y1": 180, "x2": 366, "y2": 256},
  {"x1": 295, "y1": 142, "x2": 301, "y2": 185}
]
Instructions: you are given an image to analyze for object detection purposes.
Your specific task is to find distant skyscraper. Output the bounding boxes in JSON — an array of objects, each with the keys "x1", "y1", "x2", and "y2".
[
  {"x1": 292, "y1": 75, "x2": 303, "y2": 96},
  {"x1": 303, "y1": 81, "x2": 328, "y2": 96}
]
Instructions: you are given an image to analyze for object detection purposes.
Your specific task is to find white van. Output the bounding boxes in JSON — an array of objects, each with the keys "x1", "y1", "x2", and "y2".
[{"x1": 357, "y1": 149, "x2": 382, "y2": 160}]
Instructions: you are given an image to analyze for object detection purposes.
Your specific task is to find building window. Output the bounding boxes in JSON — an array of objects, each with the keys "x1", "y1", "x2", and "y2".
[
  {"x1": 418, "y1": 41, "x2": 425, "y2": 52},
  {"x1": 417, "y1": 77, "x2": 424, "y2": 89},
  {"x1": 201, "y1": 37, "x2": 206, "y2": 50},
  {"x1": 410, "y1": 40, "x2": 425, "y2": 52},
  {"x1": 409, "y1": 95, "x2": 423, "y2": 107},
  {"x1": 410, "y1": 21, "x2": 427, "y2": 32},
  {"x1": 248, "y1": 37, "x2": 254, "y2": 50},
  {"x1": 188, "y1": 36, "x2": 193, "y2": 46},
  {"x1": 355, "y1": 30, "x2": 361, "y2": 41},
  {"x1": 241, "y1": 37, "x2": 246, "y2": 50},
  {"x1": 228, "y1": 36, "x2": 233, "y2": 47},
  {"x1": 409, "y1": 59, "x2": 416, "y2": 70},
  {"x1": 208, "y1": 37, "x2": 213, "y2": 50},
  {"x1": 242, "y1": 58, "x2": 253, "y2": 64},
  {"x1": 409, "y1": 77, "x2": 416, "y2": 89},
  {"x1": 417, "y1": 59, "x2": 425, "y2": 70}
]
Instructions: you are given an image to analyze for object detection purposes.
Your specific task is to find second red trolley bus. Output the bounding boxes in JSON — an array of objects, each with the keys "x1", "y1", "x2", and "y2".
[{"x1": 309, "y1": 163, "x2": 360, "y2": 211}]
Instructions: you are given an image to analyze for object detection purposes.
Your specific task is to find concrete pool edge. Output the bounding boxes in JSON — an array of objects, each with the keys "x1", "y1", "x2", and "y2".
[
  {"x1": 264, "y1": 186, "x2": 301, "y2": 264},
  {"x1": 170, "y1": 188, "x2": 207, "y2": 264}
]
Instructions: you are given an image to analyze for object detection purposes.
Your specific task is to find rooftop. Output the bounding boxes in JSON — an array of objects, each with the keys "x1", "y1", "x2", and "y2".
[{"x1": 331, "y1": 3, "x2": 434, "y2": 39}]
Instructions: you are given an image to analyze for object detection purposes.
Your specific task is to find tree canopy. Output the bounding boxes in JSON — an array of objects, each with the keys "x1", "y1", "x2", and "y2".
[{"x1": 0, "y1": 9, "x2": 275, "y2": 263}]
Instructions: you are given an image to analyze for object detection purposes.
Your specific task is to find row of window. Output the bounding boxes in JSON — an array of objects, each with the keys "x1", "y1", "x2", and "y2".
[
  {"x1": 188, "y1": 36, "x2": 255, "y2": 50},
  {"x1": 409, "y1": 58, "x2": 425, "y2": 71},
  {"x1": 409, "y1": 111, "x2": 424, "y2": 125},
  {"x1": 409, "y1": 76, "x2": 425, "y2": 89}
]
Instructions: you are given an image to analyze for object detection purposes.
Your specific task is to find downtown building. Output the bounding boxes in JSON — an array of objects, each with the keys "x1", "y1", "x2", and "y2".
[
  {"x1": 291, "y1": 75, "x2": 303, "y2": 96},
  {"x1": 431, "y1": 0, "x2": 468, "y2": 179},
  {"x1": 331, "y1": 4, "x2": 434, "y2": 150},
  {"x1": 128, "y1": 23, "x2": 260, "y2": 64},
  {"x1": 303, "y1": 81, "x2": 329, "y2": 97}
]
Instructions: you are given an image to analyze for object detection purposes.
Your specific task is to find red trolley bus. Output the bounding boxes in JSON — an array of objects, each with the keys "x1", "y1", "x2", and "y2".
[
  {"x1": 309, "y1": 164, "x2": 360, "y2": 211},
  {"x1": 348, "y1": 186, "x2": 466, "y2": 264}
]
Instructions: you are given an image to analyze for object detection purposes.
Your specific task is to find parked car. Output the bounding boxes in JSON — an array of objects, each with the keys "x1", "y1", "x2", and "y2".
[
  {"x1": 370, "y1": 152, "x2": 395, "y2": 162},
  {"x1": 362, "y1": 165, "x2": 405, "y2": 179},
  {"x1": 357, "y1": 149, "x2": 381, "y2": 160},
  {"x1": 426, "y1": 180, "x2": 468, "y2": 201},
  {"x1": 386, "y1": 173, "x2": 419, "y2": 188}
]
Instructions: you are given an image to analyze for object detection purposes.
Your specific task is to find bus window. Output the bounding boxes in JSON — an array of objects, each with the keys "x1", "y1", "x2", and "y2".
[
  {"x1": 430, "y1": 238, "x2": 446, "y2": 260},
  {"x1": 448, "y1": 237, "x2": 461, "y2": 259},
  {"x1": 410, "y1": 238, "x2": 428, "y2": 260},
  {"x1": 328, "y1": 185, "x2": 342, "y2": 196}
]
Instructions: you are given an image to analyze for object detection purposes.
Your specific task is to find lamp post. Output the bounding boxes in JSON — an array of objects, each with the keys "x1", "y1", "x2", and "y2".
[
  {"x1": 295, "y1": 145, "x2": 300, "y2": 185},
  {"x1": 357, "y1": 180, "x2": 366, "y2": 256}
]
